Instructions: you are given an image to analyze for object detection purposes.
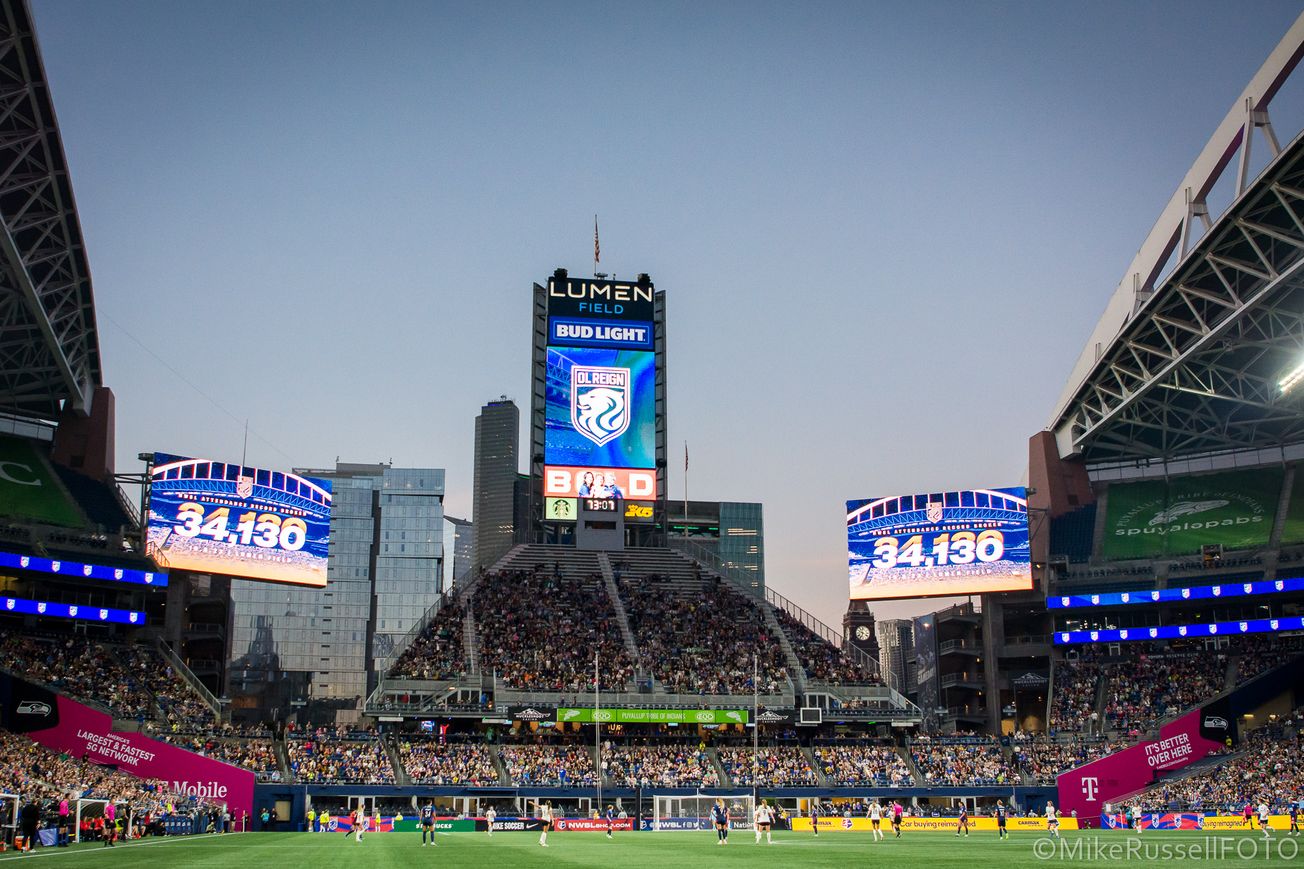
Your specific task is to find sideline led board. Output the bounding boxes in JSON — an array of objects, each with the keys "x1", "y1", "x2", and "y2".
[
  {"x1": 847, "y1": 487, "x2": 1031, "y2": 601},
  {"x1": 147, "y1": 453, "x2": 332, "y2": 587}
]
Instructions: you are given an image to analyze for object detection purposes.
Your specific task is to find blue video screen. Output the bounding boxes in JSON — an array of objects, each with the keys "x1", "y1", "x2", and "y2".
[{"x1": 544, "y1": 346, "x2": 655, "y2": 470}]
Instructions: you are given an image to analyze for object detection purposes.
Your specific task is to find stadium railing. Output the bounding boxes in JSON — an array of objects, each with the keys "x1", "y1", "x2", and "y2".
[
  {"x1": 492, "y1": 675, "x2": 796, "y2": 710},
  {"x1": 155, "y1": 639, "x2": 221, "y2": 718}
]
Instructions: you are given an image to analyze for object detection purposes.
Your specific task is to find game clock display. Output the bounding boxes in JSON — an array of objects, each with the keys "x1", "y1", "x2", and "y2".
[
  {"x1": 582, "y1": 498, "x2": 618, "y2": 512},
  {"x1": 846, "y1": 487, "x2": 1032, "y2": 601},
  {"x1": 147, "y1": 453, "x2": 332, "y2": 588}
]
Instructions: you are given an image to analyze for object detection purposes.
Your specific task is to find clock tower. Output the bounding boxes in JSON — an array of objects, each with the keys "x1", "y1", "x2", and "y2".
[{"x1": 843, "y1": 599, "x2": 879, "y2": 662}]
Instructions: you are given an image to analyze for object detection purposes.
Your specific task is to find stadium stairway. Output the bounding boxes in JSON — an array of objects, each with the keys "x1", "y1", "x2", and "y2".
[
  {"x1": 462, "y1": 605, "x2": 480, "y2": 676},
  {"x1": 801, "y1": 745, "x2": 830, "y2": 786},
  {"x1": 760, "y1": 605, "x2": 808, "y2": 694},
  {"x1": 382, "y1": 733, "x2": 409, "y2": 785},
  {"x1": 595, "y1": 553, "x2": 643, "y2": 672},
  {"x1": 705, "y1": 747, "x2": 729, "y2": 786},
  {"x1": 489, "y1": 748, "x2": 510, "y2": 786},
  {"x1": 274, "y1": 738, "x2": 293, "y2": 782},
  {"x1": 901, "y1": 745, "x2": 927, "y2": 786}
]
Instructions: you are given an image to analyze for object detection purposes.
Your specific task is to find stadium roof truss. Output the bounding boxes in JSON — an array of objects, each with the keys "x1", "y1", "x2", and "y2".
[
  {"x1": 1057, "y1": 137, "x2": 1304, "y2": 463},
  {"x1": 0, "y1": 0, "x2": 100, "y2": 421},
  {"x1": 1051, "y1": 13, "x2": 1304, "y2": 464}
]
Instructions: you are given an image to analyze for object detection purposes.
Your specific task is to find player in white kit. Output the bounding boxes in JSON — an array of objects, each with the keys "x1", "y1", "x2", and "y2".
[
  {"x1": 869, "y1": 802, "x2": 884, "y2": 841},
  {"x1": 754, "y1": 801, "x2": 774, "y2": 844}
]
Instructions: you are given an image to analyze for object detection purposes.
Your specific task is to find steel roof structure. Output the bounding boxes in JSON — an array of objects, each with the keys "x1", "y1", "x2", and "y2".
[
  {"x1": 0, "y1": 0, "x2": 100, "y2": 421},
  {"x1": 1050, "y1": 13, "x2": 1304, "y2": 465}
]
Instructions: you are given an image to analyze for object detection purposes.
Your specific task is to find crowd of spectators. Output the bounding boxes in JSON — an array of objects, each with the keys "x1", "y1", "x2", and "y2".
[
  {"x1": 716, "y1": 746, "x2": 818, "y2": 786},
  {"x1": 1101, "y1": 646, "x2": 1226, "y2": 734},
  {"x1": 475, "y1": 569, "x2": 634, "y2": 692},
  {"x1": 157, "y1": 733, "x2": 283, "y2": 782},
  {"x1": 0, "y1": 631, "x2": 215, "y2": 727},
  {"x1": 1232, "y1": 634, "x2": 1304, "y2": 683},
  {"x1": 387, "y1": 601, "x2": 467, "y2": 680},
  {"x1": 498, "y1": 744, "x2": 597, "y2": 787},
  {"x1": 1139, "y1": 716, "x2": 1303, "y2": 811},
  {"x1": 286, "y1": 728, "x2": 395, "y2": 783},
  {"x1": 812, "y1": 744, "x2": 913, "y2": 786},
  {"x1": 621, "y1": 581, "x2": 788, "y2": 695},
  {"x1": 603, "y1": 742, "x2": 719, "y2": 788},
  {"x1": 1051, "y1": 654, "x2": 1101, "y2": 732},
  {"x1": 397, "y1": 740, "x2": 499, "y2": 785},
  {"x1": 909, "y1": 736, "x2": 1017, "y2": 786},
  {"x1": 773, "y1": 609, "x2": 877, "y2": 683},
  {"x1": 1010, "y1": 733, "x2": 1129, "y2": 784}
]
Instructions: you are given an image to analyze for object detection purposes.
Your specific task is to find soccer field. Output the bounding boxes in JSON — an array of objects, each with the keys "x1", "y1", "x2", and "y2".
[{"x1": 2, "y1": 830, "x2": 1300, "y2": 868}]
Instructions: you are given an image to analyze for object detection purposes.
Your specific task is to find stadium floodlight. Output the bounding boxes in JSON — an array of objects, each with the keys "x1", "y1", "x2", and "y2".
[{"x1": 1281, "y1": 357, "x2": 1304, "y2": 394}]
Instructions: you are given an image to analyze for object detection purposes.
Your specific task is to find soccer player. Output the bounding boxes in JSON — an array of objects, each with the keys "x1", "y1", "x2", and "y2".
[
  {"x1": 485, "y1": 806, "x2": 496, "y2": 837},
  {"x1": 956, "y1": 803, "x2": 969, "y2": 837},
  {"x1": 345, "y1": 808, "x2": 356, "y2": 837},
  {"x1": 421, "y1": 802, "x2": 435, "y2": 846},
  {"x1": 605, "y1": 804, "x2": 616, "y2": 839},
  {"x1": 891, "y1": 800, "x2": 903, "y2": 838},
  {"x1": 869, "y1": 801, "x2": 884, "y2": 841},
  {"x1": 754, "y1": 800, "x2": 774, "y2": 844},
  {"x1": 1289, "y1": 802, "x2": 1299, "y2": 836},
  {"x1": 1244, "y1": 802, "x2": 1254, "y2": 829},
  {"x1": 1258, "y1": 801, "x2": 1272, "y2": 837},
  {"x1": 103, "y1": 801, "x2": 116, "y2": 847},
  {"x1": 995, "y1": 800, "x2": 1008, "y2": 840},
  {"x1": 538, "y1": 801, "x2": 553, "y2": 847},
  {"x1": 810, "y1": 801, "x2": 819, "y2": 837},
  {"x1": 1045, "y1": 802, "x2": 1059, "y2": 838},
  {"x1": 712, "y1": 799, "x2": 730, "y2": 845}
]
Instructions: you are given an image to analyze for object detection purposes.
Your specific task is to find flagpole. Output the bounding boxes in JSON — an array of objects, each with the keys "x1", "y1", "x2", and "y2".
[
  {"x1": 594, "y1": 215, "x2": 600, "y2": 277},
  {"x1": 683, "y1": 441, "x2": 688, "y2": 540}
]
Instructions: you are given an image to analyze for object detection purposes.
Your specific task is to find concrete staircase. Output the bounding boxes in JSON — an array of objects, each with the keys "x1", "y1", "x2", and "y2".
[
  {"x1": 705, "y1": 747, "x2": 730, "y2": 786},
  {"x1": 596, "y1": 552, "x2": 642, "y2": 665},
  {"x1": 274, "y1": 737, "x2": 294, "y2": 782},
  {"x1": 463, "y1": 605, "x2": 480, "y2": 675},
  {"x1": 383, "y1": 734, "x2": 410, "y2": 785},
  {"x1": 901, "y1": 743, "x2": 927, "y2": 786},
  {"x1": 801, "y1": 745, "x2": 829, "y2": 786},
  {"x1": 489, "y1": 747, "x2": 511, "y2": 786},
  {"x1": 760, "y1": 606, "x2": 808, "y2": 694}
]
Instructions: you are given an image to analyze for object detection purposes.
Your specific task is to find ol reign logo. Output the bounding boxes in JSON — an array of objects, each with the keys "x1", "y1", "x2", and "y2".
[
  {"x1": 926, "y1": 501, "x2": 943, "y2": 523},
  {"x1": 571, "y1": 366, "x2": 630, "y2": 447}
]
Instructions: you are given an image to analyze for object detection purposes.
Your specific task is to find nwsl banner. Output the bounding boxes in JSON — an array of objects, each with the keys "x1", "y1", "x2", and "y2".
[
  {"x1": 1057, "y1": 708, "x2": 1225, "y2": 822},
  {"x1": 554, "y1": 818, "x2": 635, "y2": 832},
  {"x1": 0, "y1": 675, "x2": 253, "y2": 820}
]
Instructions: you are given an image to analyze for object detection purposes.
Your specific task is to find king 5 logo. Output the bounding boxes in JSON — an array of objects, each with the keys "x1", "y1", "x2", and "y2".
[{"x1": 624, "y1": 503, "x2": 653, "y2": 521}]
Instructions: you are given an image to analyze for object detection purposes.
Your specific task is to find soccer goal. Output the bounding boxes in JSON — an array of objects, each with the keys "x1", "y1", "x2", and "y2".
[
  {"x1": 651, "y1": 793, "x2": 753, "y2": 831},
  {"x1": 0, "y1": 793, "x2": 18, "y2": 848},
  {"x1": 75, "y1": 799, "x2": 110, "y2": 844}
]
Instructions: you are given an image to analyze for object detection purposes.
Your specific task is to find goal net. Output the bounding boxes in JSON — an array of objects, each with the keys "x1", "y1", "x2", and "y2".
[{"x1": 651, "y1": 793, "x2": 753, "y2": 831}]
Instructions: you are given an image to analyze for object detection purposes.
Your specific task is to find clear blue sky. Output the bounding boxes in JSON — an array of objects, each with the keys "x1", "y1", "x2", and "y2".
[{"x1": 30, "y1": 0, "x2": 1304, "y2": 628}]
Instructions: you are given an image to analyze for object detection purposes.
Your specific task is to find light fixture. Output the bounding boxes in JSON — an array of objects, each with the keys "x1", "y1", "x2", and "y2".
[{"x1": 1280, "y1": 357, "x2": 1304, "y2": 394}]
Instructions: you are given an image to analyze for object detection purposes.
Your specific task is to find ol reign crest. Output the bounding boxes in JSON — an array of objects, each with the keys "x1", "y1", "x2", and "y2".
[{"x1": 571, "y1": 365, "x2": 631, "y2": 447}]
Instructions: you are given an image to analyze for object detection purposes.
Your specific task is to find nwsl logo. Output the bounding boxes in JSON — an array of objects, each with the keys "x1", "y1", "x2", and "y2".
[{"x1": 571, "y1": 366, "x2": 630, "y2": 447}]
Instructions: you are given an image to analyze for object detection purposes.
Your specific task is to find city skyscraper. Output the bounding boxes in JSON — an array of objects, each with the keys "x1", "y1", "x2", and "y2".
[
  {"x1": 877, "y1": 618, "x2": 915, "y2": 695},
  {"x1": 473, "y1": 397, "x2": 519, "y2": 571}
]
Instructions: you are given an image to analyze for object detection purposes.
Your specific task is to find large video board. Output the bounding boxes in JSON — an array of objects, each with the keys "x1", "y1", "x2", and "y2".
[
  {"x1": 544, "y1": 346, "x2": 655, "y2": 469},
  {"x1": 846, "y1": 487, "x2": 1031, "y2": 601},
  {"x1": 147, "y1": 453, "x2": 332, "y2": 587}
]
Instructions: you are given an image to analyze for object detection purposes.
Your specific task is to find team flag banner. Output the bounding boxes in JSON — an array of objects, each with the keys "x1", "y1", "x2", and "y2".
[
  {"x1": 792, "y1": 817, "x2": 1080, "y2": 832},
  {"x1": 1099, "y1": 468, "x2": 1282, "y2": 560},
  {"x1": 1103, "y1": 813, "x2": 1295, "y2": 831},
  {"x1": 556, "y1": 707, "x2": 748, "y2": 725}
]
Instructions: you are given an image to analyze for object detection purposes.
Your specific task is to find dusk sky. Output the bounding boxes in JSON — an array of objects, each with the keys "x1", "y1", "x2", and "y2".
[{"x1": 29, "y1": 0, "x2": 1304, "y2": 629}]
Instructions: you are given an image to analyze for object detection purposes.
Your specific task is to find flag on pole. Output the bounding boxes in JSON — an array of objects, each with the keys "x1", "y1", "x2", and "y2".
[
  {"x1": 594, "y1": 215, "x2": 600, "y2": 265},
  {"x1": 684, "y1": 442, "x2": 689, "y2": 471}
]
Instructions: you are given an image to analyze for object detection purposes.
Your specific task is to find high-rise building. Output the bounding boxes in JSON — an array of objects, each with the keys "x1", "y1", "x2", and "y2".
[
  {"x1": 225, "y1": 462, "x2": 444, "y2": 724},
  {"x1": 667, "y1": 500, "x2": 765, "y2": 595},
  {"x1": 877, "y1": 617, "x2": 914, "y2": 694},
  {"x1": 473, "y1": 397, "x2": 518, "y2": 571},
  {"x1": 444, "y1": 515, "x2": 473, "y2": 589}
]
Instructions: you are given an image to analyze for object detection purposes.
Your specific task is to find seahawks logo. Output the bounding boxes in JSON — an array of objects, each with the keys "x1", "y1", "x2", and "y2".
[{"x1": 571, "y1": 366, "x2": 630, "y2": 447}]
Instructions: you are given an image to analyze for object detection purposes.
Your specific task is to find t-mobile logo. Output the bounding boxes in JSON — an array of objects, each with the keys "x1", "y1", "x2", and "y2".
[{"x1": 1081, "y1": 777, "x2": 1100, "y2": 801}]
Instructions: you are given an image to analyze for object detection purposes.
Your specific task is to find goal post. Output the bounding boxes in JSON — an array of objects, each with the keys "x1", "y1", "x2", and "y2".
[
  {"x1": 650, "y1": 793, "x2": 754, "y2": 831},
  {"x1": 75, "y1": 799, "x2": 109, "y2": 844},
  {"x1": 0, "y1": 793, "x2": 17, "y2": 848}
]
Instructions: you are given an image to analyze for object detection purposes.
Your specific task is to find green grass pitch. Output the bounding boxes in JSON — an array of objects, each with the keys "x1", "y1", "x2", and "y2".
[{"x1": 3, "y1": 829, "x2": 1299, "y2": 867}]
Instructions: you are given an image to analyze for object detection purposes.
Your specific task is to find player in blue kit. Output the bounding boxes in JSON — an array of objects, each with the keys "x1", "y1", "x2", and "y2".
[
  {"x1": 712, "y1": 799, "x2": 730, "y2": 845},
  {"x1": 605, "y1": 804, "x2": 616, "y2": 839},
  {"x1": 420, "y1": 802, "x2": 435, "y2": 846},
  {"x1": 995, "y1": 800, "x2": 1008, "y2": 840},
  {"x1": 956, "y1": 804, "x2": 969, "y2": 837}
]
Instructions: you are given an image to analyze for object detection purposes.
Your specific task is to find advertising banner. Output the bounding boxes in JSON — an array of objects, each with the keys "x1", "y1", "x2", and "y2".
[
  {"x1": 0, "y1": 674, "x2": 253, "y2": 820},
  {"x1": 545, "y1": 277, "x2": 654, "y2": 322},
  {"x1": 479, "y1": 817, "x2": 545, "y2": 832},
  {"x1": 1105, "y1": 813, "x2": 1294, "y2": 831},
  {"x1": 544, "y1": 466, "x2": 657, "y2": 501},
  {"x1": 913, "y1": 614, "x2": 939, "y2": 718},
  {"x1": 147, "y1": 453, "x2": 332, "y2": 587},
  {"x1": 0, "y1": 595, "x2": 143, "y2": 626},
  {"x1": 556, "y1": 707, "x2": 748, "y2": 725},
  {"x1": 1057, "y1": 709, "x2": 1222, "y2": 821},
  {"x1": 0, "y1": 434, "x2": 83, "y2": 526},
  {"x1": 847, "y1": 488, "x2": 1031, "y2": 601},
  {"x1": 553, "y1": 818, "x2": 635, "y2": 832},
  {"x1": 544, "y1": 347, "x2": 655, "y2": 470},
  {"x1": 549, "y1": 317, "x2": 653, "y2": 350},
  {"x1": 1099, "y1": 469, "x2": 1282, "y2": 559},
  {"x1": 0, "y1": 549, "x2": 166, "y2": 588},
  {"x1": 791, "y1": 816, "x2": 1080, "y2": 832},
  {"x1": 544, "y1": 497, "x2": 577, "y2": 521}
]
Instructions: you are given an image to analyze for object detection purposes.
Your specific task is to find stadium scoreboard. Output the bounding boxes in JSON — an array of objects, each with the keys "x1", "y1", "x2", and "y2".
[
  {"x1": 146, "y1": 452, "x2": 333, "y2": 587},
  {"x1": 846, "y1": 487, "x2": 1031, "y2": 600}
]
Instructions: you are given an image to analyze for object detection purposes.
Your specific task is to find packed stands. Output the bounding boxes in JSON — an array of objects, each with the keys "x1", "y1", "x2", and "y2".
[
  {"x1": 716, "y1": 746, "x2": 818, "y2": 786},
  {"x1": 603, "y1": 742, "x2": 720, "y2": 788},
  {"x1": 619, "y1": 579, "x2": 788, "y2": 695},
  {"x1": 909, "y1": 736, "x2": 1018, "y2": 786},
  {"x1": 474, "y1": 569, "x2": 634, "y2": 692},
  {"x1": 387, "y1": 600, "x2": 467, "y2": 680},
  {"x1": 774, "y1": 608, "x2": 877, "y2": 683},
  {"x1": 0, "y1": 630, "x2": 215, "y2": 726},
  {"x1": 286, "y1": 728, "x2": 395, "y2": 783},
  {"x1": 1051, "y1": 654, "x2": 1102, "y2": 733},
  {"x1": 1139, "y1": 717, "x2": 1303, "y2": 811},
  {"x1": 397, "y1": 739, "x2": 499, "y2": 785},
  {"x1": 498, "y1": 744, "x2": 597, "y2": 787},
  {"x1": 1101, "y1": 645, "x2": 1228, "y2": 735},
  {"x1": 812, "y1": 744, "x2": 913, "y2": 786},
  {"x1": 1011, "y1": 733, "x2": 1129, "y2": 784}
]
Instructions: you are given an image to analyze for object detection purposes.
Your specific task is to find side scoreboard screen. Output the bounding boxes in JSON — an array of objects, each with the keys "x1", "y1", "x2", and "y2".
[
  {"x1": 542, "y1": 276, "x2": 658, "y2": 507},
  {"x1": 147, "y1": 453, "x2": 332, "y2": 587},
  {"x1": 846, "y1": 487, "x2": 1031, "y2": 601}
]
